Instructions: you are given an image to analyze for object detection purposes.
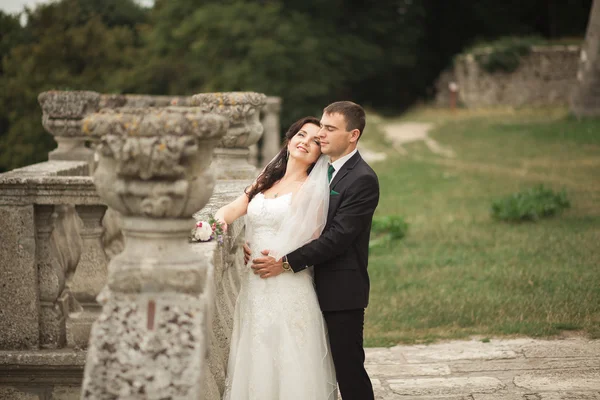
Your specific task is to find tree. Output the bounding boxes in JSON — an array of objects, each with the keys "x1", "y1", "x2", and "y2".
[
  {"x1": 0, "y1": 0, "x2": 147, "y2": 171},
  {"x1": 571, "y1": 0, "x2": 600, "y2": 117},
  {"x1": 135, "y1": 0, "x2": 427, "y2": 127},
  {"x1": 0, "y1": 11, "x2": 24, "y2": 75},
  {"x1": 0, "y1": 11, "x2": 25, "y2": 147}
]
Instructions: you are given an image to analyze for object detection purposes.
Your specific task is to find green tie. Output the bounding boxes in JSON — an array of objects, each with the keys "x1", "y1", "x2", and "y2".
[{"x1": 328, "y1": 164, "x2": 335, "y2": 183}]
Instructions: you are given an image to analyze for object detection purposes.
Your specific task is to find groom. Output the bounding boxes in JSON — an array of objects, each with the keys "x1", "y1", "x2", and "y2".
[{"x1": 250, "y1": 101, "x2": 379, "y2": 400}]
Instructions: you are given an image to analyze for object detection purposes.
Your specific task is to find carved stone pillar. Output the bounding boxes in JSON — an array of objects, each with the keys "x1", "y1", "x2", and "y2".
[
  {"x1": 260, "y1": 96, "x2": 282, "y2": 167},
  {"x1": 81, "y1": 107, "x2": 227, "y2": 399},
  {"x1": 192, "y1": 92, "x2": 266, "y2": 179},
  {"x1": 38, "y1": 91, "x2": 101, "y2": 172},
  {"x1": 0, "y1": 203, "x2": 37, "y2": 349}
]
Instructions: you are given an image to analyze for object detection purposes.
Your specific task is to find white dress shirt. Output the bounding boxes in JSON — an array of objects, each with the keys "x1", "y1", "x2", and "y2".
[{"x1": 329, "y1": 148, "x2": 358, "y2": 183}]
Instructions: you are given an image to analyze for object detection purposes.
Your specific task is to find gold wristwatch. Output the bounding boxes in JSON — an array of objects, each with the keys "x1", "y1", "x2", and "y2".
[{"x1": 282, "y1": 256, "x2": 292, "y2": 272}]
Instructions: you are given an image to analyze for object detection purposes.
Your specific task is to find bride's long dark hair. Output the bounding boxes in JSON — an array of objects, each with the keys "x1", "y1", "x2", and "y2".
[{"x1": 245, "y1": 116, "x2": 321, "y2": 201}]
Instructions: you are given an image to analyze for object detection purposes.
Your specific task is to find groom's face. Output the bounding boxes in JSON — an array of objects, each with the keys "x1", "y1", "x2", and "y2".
[{"x1": 318, "y1": 112, "x2": 358, "y2": 161}]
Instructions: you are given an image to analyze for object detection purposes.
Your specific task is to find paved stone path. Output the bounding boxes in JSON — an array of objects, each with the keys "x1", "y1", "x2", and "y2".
[{"x1": 364, "y1": 337, "x2": 600, "y2": 399}]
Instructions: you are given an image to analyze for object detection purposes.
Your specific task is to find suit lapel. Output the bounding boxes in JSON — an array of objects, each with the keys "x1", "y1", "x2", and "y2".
[
  {"x1": 330, "y1": 151, "x2": 361, "y2": 191},
  {"x1": 326, "y1": 152, "x2": 362, "y2": 224}
]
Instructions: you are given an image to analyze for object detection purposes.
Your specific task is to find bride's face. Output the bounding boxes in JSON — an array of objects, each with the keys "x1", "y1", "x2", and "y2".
[{"x1": 287, "y1": 123, "x2": 322, "y2": 165}]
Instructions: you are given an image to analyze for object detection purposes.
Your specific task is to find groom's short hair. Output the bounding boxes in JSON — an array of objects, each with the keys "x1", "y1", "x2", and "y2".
[{"x1": 323, "y1": 101, "x2": 366, "y2": 138}]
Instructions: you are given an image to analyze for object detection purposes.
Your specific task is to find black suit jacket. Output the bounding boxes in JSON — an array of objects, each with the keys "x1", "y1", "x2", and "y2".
[{"x1": 287, "y1": 151, "x2": 379, "y2": 312}]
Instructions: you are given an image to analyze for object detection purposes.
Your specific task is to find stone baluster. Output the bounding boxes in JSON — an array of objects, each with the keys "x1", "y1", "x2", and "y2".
[
  {"x1": 36, "y1": 204, "x2": 84, "y2": 348},
  {"x1": 35, "y1": 204, "x2": 65, "y2": 348},
  {"x1": 80, "y1": 107, "x2": 228, "y2": 399},
  {"x1": 38, "y1": 91, "x2": 101, "y2": 172},
  {"x1": 260, "y1": 96, "x2": 282, "y2": 166},
  {"x1": 192, "y1": 92, "x2": 267, "y2": 179},
  {"x1": 66, "y1": 204, "x2": 109, "y2": 348}
]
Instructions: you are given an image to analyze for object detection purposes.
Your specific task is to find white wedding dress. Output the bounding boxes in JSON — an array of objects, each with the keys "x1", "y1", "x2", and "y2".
[{"x1": 223, "y1": 192, "x2": 338, "y2": 400}]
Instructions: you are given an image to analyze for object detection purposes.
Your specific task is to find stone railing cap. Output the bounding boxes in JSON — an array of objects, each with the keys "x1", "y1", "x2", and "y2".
[
  {"x1": 191, "y1": 92, "x2": 267, "y2": 124},
  {"x1": 0, "y1": 349, "x2": 87, "y2": 367},
  {"x1": 0, "y1": 175, "x2": 101, "y2": 206},
  {"x1": 82, "y1": 107, "x2": 229, "y2": 139},
  {"x1": 0, "y1": 160, "x2": 89, "y2": 177},
  {"x1": 99, "y1": 94, "x2": 193, "y2": 109},
  {"x1": 192, "y1": 92, "x2": 267, "y2": 107},
  {"x1": 38, "y1": 90, "x2": 101, "y2": 119}
]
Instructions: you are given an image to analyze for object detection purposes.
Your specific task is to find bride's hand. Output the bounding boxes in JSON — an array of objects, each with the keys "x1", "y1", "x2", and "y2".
[
  {"x1": 243, "y1": 242, "x2": 251, "y2": 264},
  {"x1": 213, "y1": 218, "x2": 228, "y2": 234}
]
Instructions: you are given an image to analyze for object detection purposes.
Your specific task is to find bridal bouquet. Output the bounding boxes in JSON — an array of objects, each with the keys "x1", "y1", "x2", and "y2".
[{"x1": 190, "y1": 216, "x2": 225, "y2": 244}]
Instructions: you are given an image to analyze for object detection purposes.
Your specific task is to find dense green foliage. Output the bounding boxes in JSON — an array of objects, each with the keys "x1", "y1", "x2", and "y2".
[
  {"x1": 0, "y1": 0, "x2": 593, "y2": 171},
  {"x1": 491, "y1": 185, "x2": 571, "y2": 222},
  {"x1": 467, "y1": 36, "x2": 541, "y2": 73}
]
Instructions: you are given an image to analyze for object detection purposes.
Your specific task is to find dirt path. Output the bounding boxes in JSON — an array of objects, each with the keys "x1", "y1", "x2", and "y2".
[
  {"x1": 382, "y1": 121, "x2": 590, "y2": 191},
  {"x1": 383, "y1": 122, "x2": 455, "y2": 158}
]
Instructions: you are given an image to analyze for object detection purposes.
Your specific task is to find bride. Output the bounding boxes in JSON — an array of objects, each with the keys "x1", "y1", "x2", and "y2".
[{"x1": 215, "y1": 116, "x2": 337, "y2": 400}]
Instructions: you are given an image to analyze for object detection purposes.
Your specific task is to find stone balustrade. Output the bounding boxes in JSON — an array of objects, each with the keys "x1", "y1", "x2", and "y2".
[
  {"x1": 0, "y1": 161, "x2": 94, "y2": 350},
  {"x1": 0, "y1": 176, "x2": 251, "y2": 399},
  {"x1": 0, "y1": 90, "x2": 273, "y2": 399},
  {"x1": 38, "y1": 90, "x2": 273, "y2": 176},
  {"x1": 0, "y1": 160, "x2": 112, "y2": 355}
]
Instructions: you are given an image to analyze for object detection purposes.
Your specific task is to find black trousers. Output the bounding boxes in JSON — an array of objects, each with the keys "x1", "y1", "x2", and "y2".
[{"x1": 323, "y1": 309, "x2": 374, "y2": 400}]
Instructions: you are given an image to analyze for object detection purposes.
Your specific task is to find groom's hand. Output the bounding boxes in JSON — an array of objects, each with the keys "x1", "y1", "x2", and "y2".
[{"x1": 251, "y1": 249, "x2": 284, "y2": 279}]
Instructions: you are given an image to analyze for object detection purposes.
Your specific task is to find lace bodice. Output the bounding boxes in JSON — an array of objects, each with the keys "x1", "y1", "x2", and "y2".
[{"x1": 246, "y1": 192, "x2": 292, "y2": 258}]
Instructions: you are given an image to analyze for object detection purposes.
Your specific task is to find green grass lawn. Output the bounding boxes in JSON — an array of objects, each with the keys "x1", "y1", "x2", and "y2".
[{"x1": 364, "y1": 107, "x2": 600, "y2": 347}]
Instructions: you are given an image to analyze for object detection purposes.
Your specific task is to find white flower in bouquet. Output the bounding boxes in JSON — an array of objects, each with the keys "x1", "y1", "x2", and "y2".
[{"x1": 193, "y1": 220, "x2": 213, "y2": 242}]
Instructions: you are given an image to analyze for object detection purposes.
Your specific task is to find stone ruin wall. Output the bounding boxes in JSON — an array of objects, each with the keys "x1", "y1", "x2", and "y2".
[{"x1": 434, "y1": 45, "x2": 581, "y2": 108}]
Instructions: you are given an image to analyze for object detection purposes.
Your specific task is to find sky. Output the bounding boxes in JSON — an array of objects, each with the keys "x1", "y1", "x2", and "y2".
[{"x1": 0, "y1": 0, "x2": 154, "y2": 14}]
